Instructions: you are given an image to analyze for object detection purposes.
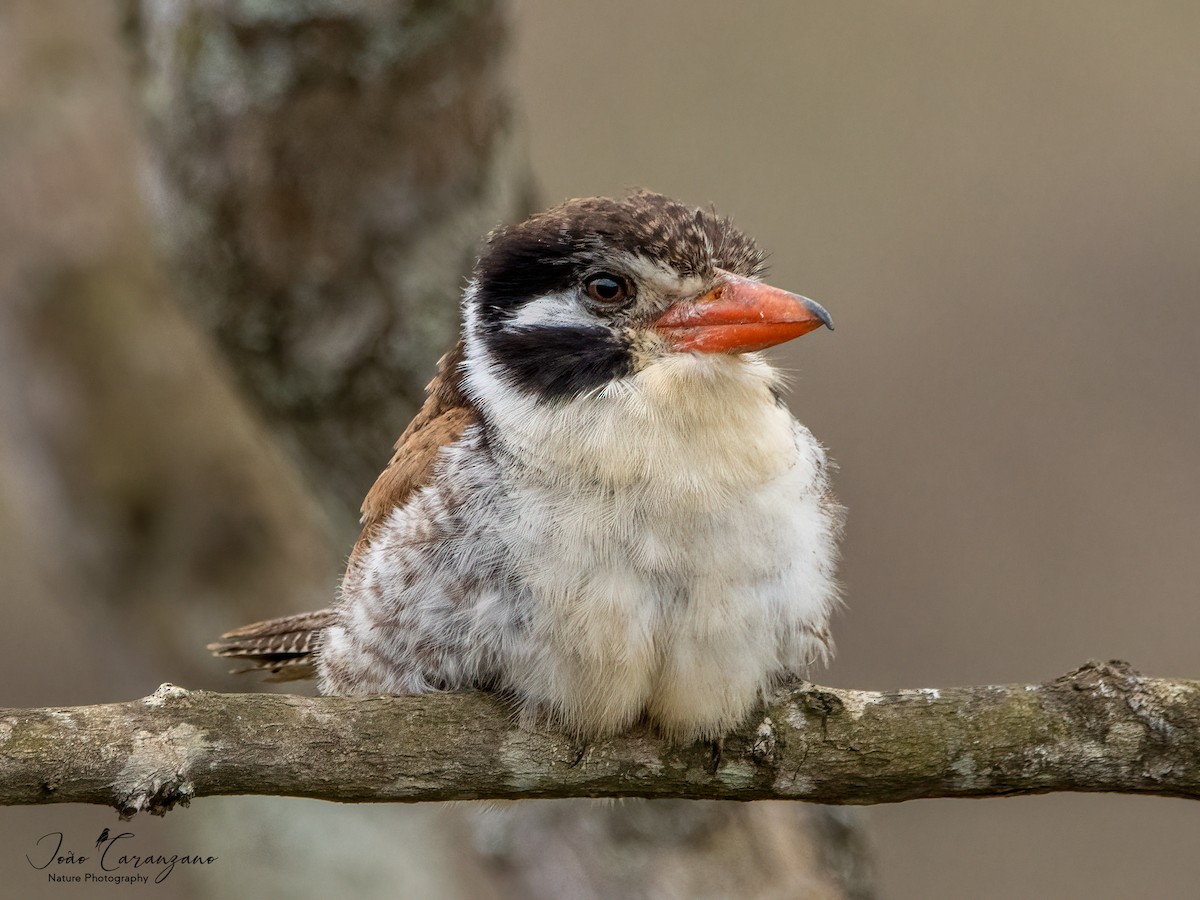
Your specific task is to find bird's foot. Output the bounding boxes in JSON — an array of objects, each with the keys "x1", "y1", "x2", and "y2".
[
  {"x1": 570, "y1": 741, "x2": 591, "y2": 768},
  {"x1": 709, "y1": 735, "x2": 725, "y2": 772}
]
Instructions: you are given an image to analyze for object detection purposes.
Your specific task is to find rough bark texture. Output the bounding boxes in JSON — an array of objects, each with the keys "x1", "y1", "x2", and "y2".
[
  {"x1": 2, "y1": 662, "x2": 1194, "y2": 815},
  {"x1": 125, "y1": 0, "x2": 536, "y2": 513}
]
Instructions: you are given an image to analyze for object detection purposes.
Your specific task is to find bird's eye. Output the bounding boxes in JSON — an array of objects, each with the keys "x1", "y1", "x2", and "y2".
[{"x1": 583, "y1": 272, "x2": 631, "y2": 305}]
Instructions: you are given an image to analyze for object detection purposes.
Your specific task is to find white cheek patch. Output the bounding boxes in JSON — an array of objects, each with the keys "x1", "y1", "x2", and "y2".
[{"x1": 506, "y1": 290, "x2": 590, "y2": 329}]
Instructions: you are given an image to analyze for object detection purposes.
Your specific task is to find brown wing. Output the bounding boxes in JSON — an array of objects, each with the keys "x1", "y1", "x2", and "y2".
[
  {"x1": 352, "y1": 339, "x2": 477, "y2": 561},
  {"x1": 209, "y1": 340, "x2": 477, "y2": 679}
]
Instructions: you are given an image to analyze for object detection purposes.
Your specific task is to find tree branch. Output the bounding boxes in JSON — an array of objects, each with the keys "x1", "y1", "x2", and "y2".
[{"x1": 1, "y1": 660, "x2": 1195, "y2": 818}]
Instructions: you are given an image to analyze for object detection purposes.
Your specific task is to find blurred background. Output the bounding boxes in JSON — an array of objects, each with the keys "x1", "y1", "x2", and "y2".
[{"x1": 2, "y1": 1, "x2": 1197, "y2": 897}]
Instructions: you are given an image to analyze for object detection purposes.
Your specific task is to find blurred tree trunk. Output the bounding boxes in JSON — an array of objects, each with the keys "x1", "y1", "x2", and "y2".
[
  {"x1": 0, "y1": 4, "x2": 421, "y2": 900},
  {"x1": 0, "y1": 0, "x2": 338, "y2": 702},
  {"x1": 124, "y1": 0, "x2": 537, "y2": 517},
  {"x1": 0, "y1": 0, "x2": 873, "y2": 896}
]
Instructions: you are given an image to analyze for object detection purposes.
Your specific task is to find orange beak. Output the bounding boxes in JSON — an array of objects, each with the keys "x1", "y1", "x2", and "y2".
[{"x1": 653, "y1": 269, "x2": 832, "y2": 353}]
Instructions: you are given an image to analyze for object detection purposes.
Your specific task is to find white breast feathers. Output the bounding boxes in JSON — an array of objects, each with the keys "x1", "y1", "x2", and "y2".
[{"x1": 320, "y1": 350, "x2": 842, "y2": 740}]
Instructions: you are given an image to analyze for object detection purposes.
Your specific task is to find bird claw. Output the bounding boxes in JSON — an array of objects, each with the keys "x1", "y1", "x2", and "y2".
[
  {"x1": 709, "y1": 735, "x2": 725, "y2": 772},
  {"x1": 570, "y1": 741, "x2": 591, "y2": 768}
]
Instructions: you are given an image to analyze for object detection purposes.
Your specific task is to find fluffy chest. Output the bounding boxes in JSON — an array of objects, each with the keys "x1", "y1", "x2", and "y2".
[
  {"x1": 504, "y1": 410, "x2": 811, "y2": 583},
  {"x1": 503, "y1": 445, "x2": 821, "y2": 639},
  {"x1": 469, "y1": 355, "x2": 837, "y2": 737},
  {"x1": 489, "y1": 353, "x2": 812, "y2": 572},
  {"x1": 485, "y1": 356, "x2": 828, "y2": 648},
  {"x1": 331, "y1": 351, "x2": 839, "y2": 737}
]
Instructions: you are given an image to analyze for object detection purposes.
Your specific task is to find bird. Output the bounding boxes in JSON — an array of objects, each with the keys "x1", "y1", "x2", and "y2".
[{"x1": 210, "y1": 191, "x2": 842, "y2": 742}]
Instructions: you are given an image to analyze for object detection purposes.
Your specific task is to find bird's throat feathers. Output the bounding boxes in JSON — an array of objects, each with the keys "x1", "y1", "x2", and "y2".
[{"x1": 463, "y1": 321, "x2": 801, "y2": 502}]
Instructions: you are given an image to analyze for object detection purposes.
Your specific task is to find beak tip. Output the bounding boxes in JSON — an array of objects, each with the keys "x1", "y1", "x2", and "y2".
[{"x1": 802, "y1": 296, "x2": 834, "y2": 332}]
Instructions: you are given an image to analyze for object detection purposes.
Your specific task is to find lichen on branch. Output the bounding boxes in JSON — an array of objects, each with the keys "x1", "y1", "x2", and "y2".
[{"x1": 0, "y1": 661, "x2": 1195, "y2": 818}]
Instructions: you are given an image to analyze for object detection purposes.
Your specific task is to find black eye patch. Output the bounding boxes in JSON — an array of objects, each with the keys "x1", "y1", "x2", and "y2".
[{"x1": 482, "y1": 325, "x2": 633, "y2": 401}]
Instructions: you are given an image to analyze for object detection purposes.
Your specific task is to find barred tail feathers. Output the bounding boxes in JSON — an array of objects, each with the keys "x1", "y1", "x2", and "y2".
[{"x1": 208, "y1": 609, "x2": 334, "y2": 681}]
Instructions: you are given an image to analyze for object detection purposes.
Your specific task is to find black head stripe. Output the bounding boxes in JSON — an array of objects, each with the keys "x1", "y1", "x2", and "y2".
[
  {"x1": 472, "y1": 232, "x2": 577, "y2": 333},
  {"x1": 485, "y1": 325, "x2": 633, "y2": 400},
  {"x1": 471, "y1": 192, "x2": 765, "y2": 330}
]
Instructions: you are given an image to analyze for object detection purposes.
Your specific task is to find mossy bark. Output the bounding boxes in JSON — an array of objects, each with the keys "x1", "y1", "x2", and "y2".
[{"x1": 2, "y1": 663, "x2": 1195, "y2": 816}]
